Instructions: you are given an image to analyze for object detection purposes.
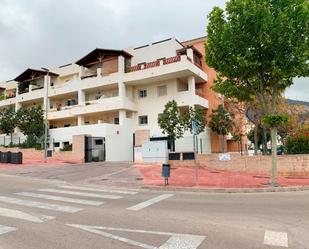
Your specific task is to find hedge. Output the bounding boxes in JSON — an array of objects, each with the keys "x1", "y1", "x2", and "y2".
[{"x1": 284, "y1": 134, "x2": 309, "y2": 154}]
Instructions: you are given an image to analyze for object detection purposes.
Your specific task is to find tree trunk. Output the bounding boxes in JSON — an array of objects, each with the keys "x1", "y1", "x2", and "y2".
[
  {"x1": 240, "y1": 137, "x2": 243, "y2": 156},
  {"x1": 10, "y1": 133, "x2": 13, "y2": 146},
  {"x1": 270, "y1": 127, "x2": 278, "y2": 186},
  {"x1": 254, "y1": 125, "x2": 258, "y2": 155},
  {"x1": 262, "y1": 128, "x2": 268, "y2": 155},
  {"x1": 218, "y1": 135, "x2": 223, "y2": 153}
]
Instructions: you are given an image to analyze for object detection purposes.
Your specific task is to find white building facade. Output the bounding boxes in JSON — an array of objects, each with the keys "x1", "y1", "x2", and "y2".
[{"x1": 0, "y1": 38, "x2": 210, "y2": 161}]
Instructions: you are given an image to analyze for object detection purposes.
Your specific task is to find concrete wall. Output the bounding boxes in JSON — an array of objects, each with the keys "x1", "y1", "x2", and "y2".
[
  {"x1": 169, "y1": 154, "x2": 309, "y2": 177},
  {"x1": 130, "y1": 38, "x2": 183, "y2": 65},
  {"x1": 0, "y1": 147, "x2": 84, "y2": 164}
]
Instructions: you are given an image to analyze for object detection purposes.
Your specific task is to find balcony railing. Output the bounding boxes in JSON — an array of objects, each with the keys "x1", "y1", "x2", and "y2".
[
  {"x1": 127, "y1": 55, "x2": 195, "y2": 73},
  {"x1": 81, "y1": 71, "x2": 97, "y2": 80}
]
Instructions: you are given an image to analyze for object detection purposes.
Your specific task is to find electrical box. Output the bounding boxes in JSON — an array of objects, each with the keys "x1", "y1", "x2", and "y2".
[{"x1": 141, "y1": 140, "x2": 168, "y2": 163}]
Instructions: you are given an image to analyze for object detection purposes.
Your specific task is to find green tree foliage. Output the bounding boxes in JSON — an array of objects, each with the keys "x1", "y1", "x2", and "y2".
[
  {"x1": 158, "y1": 100, "x2": 184, "y2": 151},
  {"x1": 209, "y1": 105, "x2": 234, "y2": 152},
  {"x1": 205, "y1": 0, "x2": 309, "y2": 185},
  {"x1": 285, "y1": 134, "x2": 309, "y2": 154},
  {"x1": 0, "y1": 107, "x2": 17, "y2": 144},
  {"x1": 17, "y1": 105, "x2": 44, "y2": 140},
  {"x1": 182, "y1": 107, "x2": 207, "y2": 135}
]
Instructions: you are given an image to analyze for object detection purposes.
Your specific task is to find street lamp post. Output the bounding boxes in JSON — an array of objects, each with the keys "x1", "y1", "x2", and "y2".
[{"x1": 42, "y1": 67, "x2": 49, "y2": 162}]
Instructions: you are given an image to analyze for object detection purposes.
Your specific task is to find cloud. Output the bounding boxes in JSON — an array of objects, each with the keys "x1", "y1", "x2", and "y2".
[{"x1": 0, "y1": 0, "x2": 307, "y2": 101}]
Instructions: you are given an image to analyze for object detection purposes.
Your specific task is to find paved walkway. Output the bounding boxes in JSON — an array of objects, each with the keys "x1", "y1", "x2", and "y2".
[{"x1": 136, "y1": 164, "x2": 309, "y2": 188}]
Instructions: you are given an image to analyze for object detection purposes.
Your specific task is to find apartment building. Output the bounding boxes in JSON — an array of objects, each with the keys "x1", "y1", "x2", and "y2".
[{"x1": 0, "y1": 37, "x2": 242, "y2": 162}]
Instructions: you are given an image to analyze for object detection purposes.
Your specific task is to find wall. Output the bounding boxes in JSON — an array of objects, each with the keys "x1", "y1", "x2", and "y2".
[
  {"x1": 130, "y1": 38, "x2": 183, "y2": 65},
  {"x1": 49, "y1": 121, "x2": 134, "y2": 161},
  {"x1": 0, "y1": 147, "x2": 84, "y2": 164},
  {"x1": 169, "y1": 153, "x2": 309, "y2": 177}
]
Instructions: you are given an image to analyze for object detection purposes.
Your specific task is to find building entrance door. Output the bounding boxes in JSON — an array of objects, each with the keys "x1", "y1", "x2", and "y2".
[{"x1": 84, "y1": 136, "x2": 106, "y2": 162}]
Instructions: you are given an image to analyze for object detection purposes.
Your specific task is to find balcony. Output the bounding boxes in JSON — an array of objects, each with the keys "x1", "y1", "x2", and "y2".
[
  {"x1": 124, "y1": 55, "x2": 207, "y2": 85},
  {"x1": 47, "y1": 96, "x2": 137, "y2": 120},
  {"x1": 175, "y1": 91, "x2": 209, "y2": 109},
  {"x1": 17, "y1": 84, "x2": 45, "y2": 102},
  {"x1": 0, "y1": 94, "x2": 16, "y2": 107}
]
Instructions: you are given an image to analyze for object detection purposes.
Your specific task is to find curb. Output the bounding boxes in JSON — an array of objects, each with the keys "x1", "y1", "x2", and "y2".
[{"x1": 141, "y1": 185, "x2": 309, "y2": 194}]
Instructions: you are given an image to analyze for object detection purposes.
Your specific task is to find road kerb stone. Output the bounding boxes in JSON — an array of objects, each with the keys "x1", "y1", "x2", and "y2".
[{"x1": 141, "y1": 185, "x2": 309, "y2": 194}]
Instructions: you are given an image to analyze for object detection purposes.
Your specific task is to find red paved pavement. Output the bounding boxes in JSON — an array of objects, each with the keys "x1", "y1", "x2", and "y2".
[{"x1": 137, "y1": 164, "x2": 309, "y2": 188}]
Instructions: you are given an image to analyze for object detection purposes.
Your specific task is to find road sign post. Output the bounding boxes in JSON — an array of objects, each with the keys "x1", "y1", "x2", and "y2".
[{"x1": 192, "y1": 121, "x2": 199, "y2": 186}]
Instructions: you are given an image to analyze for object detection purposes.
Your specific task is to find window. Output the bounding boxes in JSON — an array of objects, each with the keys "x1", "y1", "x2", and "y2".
[
  {"x1": 63, "y1": 141, "x2": 70, "y2": 146},
  {"x1": 139, "y1": 115, "x2": 148, "y2": 125},
  {"x1": 64, "y1": 124, "x2": 71, "y2": 127},
  {"x1": 67, "y1": 99, "x2": 77, "y2": 106},
  {"x1": 54, "y1": 142, "x2": 60, "y2": 148},
  {"x1": 139, "y1": 89, "x2": 147, "y2": 98},
  {"x1": 95, "y1": 139, "x2": 103, "y2": 145},
  {"x1": 178, "y1": 81, "x2": 188, "y2": 92},
  {"x1": 114, "y1": 117, "x2": 119, "y2": 125},
  {"x1": 157, "y1": 85, "x2": 167, "y2": 96}
]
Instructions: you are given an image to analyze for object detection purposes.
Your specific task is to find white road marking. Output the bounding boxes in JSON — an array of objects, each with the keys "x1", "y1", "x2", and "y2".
[
  {"x1": 16, "y1": 192, "x2": 104, "y2": 206},
  {"x1": 0, "y1": 224, "x2": 17, "y2": 235},
  {"x1": 0, "y1": 196, "x2": 82, "y2": 213},
  {"x1": 127, "y1": 194, "x2": 174, "y2": 211},
  {"x1": 0, "y1": 207, "x2": 55, "y2": 223},
  {"x1": 67, "y1": 224, "x2": 206, "y2": 249},
  {"x1": 159, "y1": 235, "x2": 205, "y2": 249},
  {"x1": 68, "y1": 224, "x2": 155, "y2": 249},
  {"x1": 264, "y1": 230, "x2": 288, "y2": 247},
  {"x1": 59, "y1": 185, "x2": 138, "y2": 195},
  {"x1": 39, "y1": 189, "x2": 122, "y2": 199}
]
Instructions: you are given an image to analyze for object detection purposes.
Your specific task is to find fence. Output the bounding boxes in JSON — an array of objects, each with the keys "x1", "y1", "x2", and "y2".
[{"x1": 0, "y1": 135, "x2": 26, "y2": 147}]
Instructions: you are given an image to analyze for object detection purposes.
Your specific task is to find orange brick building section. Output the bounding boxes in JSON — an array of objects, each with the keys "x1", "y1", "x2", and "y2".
[{"x1": 183, "y1": 37, "x2": 248, "y2": 153}]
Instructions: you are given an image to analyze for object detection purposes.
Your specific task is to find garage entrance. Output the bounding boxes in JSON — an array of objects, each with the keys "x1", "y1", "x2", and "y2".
[{"x1": 84, "y1": 136, "x2": 106, "y2": 162}]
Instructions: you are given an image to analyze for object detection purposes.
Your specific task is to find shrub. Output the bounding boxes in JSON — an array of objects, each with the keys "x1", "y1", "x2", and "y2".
[
  {"x1": 284, "y1": 134, "x2": 309, "y2": 154},
  {"x1": 60, "y1": 144, "x2": 72, "y2": 151},
  {"x1": 19, "y1": 135, "x2": 42, "y2": 150}
]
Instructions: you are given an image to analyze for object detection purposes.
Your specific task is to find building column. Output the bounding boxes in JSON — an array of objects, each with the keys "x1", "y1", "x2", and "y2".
[
  {"x1": 78, "y1": 115, "x2": 84, "y2": 126},
  {"x1": 79, "y1": 66, "x2": 85, "y2": 79},
  {"x1": 43, "y1": 75, "x2": 50, "y2": 112},
  {"x1": 118, "y1": 55, "x2": 125, "y2": 73},
  {"x1": 119, "y1": 110, "x2": 126, "y2": 125},
  {"x1": 118, "y1": 82, "x2": 126, "y2": 99},
  {"x1": 186, "y1": 48, "x2": 194, "y2": 61},
  {"x1": 14, "y1": 102, "x2": 22, "y2": 133},
  {"x1": 78, "y1": 89, "x2": 85, "y2": 105},
  {"x1": 188, "y1": 76, "x2": 196, "y2": 94}
]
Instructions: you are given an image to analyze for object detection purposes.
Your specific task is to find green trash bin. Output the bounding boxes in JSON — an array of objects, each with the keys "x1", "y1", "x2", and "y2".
[{"x1": 162, "y1": 164, "x2": 171, "y2": 185}]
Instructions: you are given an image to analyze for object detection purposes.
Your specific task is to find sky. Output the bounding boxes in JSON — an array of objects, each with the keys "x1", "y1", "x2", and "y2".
[{"x1": 0, "y1": 0, "x2": 307, "y2": 101}]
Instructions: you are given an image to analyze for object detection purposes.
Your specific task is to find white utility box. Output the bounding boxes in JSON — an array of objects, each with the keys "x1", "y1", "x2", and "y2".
[{"x1": 141, "y1": 140, "x2": 168, "y2": 163}]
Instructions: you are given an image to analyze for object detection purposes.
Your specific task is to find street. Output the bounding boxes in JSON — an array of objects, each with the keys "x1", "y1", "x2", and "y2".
[{"x1": 0, "y1": 170, "x2": 308, "y2": 249}]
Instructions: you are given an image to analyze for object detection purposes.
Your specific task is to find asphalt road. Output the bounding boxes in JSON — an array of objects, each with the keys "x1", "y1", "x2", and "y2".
[{"x1": 0, "y1": 172, "x2": 308, "y2": 248}]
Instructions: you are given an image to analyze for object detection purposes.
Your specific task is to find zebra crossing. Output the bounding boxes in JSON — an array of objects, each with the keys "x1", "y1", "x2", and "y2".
[{"x1": 0, "y1": 185, "x2": 138, "y2": 236}]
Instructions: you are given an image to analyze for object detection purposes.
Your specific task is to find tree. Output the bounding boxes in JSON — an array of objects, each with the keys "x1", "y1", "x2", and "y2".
[
  {"x1": 182, "y1": 107, "x2": 207, "y2": 135},
  {"x1": 206, "y1": 0, "x2": 309, "y2": 186},
  {"x1": 0, "y1": 107, "x2": 17, "y2": 145},
  {"x1": 158, "y1": 100, "x2": 184, "y2": 151},
  {"x1": 208, "y1": 105, "x2": 234, "y2": 152},
  {"x1": 17, "y1": 105, "x2": 44, "y2": 146},
  {"x1": 247, "y1": 126, "x2": 271, "y2": 151}
]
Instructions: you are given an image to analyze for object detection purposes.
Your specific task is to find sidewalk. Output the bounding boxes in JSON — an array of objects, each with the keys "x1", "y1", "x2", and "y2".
[{"x1": 136, "y1": 164, "x2": 309, "y2": 189}]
